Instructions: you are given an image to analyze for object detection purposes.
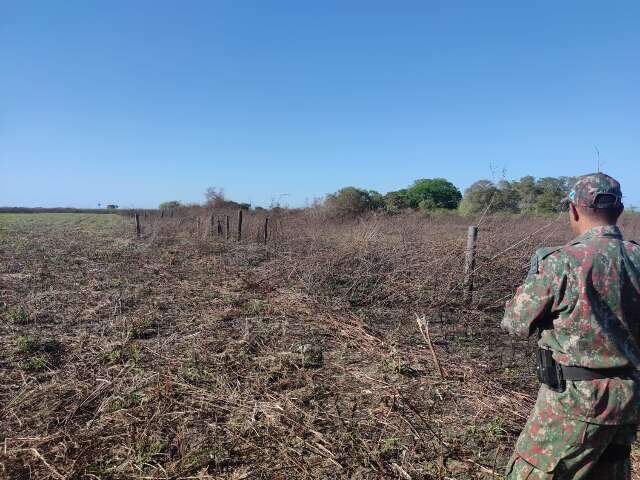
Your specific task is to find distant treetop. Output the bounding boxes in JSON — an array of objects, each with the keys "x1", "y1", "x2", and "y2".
[
  {"x1": 159, "y1": 200, "x2": 182, "y2": 209},
  {"x1": 459, "y1": 176, "x2": 576, "y2": 215},
  {"x1": 405, "y1": 178, "x2": 462, "y2": 210},
  {"x1": 324, "y1": 175, "x2": 575, "y2": 217},
  {"x1": 324, "y1": 178, "x2": 461, "y2": 216}
]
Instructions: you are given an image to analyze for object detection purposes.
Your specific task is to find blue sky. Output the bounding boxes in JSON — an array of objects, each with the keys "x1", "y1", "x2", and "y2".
[{"x1": 2, "y1": 1, "x2": 638, "y2": 208}]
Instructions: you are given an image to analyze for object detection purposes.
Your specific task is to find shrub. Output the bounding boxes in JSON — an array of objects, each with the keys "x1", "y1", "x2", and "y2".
[
  {"x1": 16, "y1": 335, "x2": 62, "y2": 352},
  {"x1": 460, "y1": 176, "x2": 575, "y2": 215},
  {"x1": 16, "y1": 335, "x2": 40, "y2": 354},
  {"x1": 19, "y1": 356, "x2": 47, "y2": 372},
  {"x1": 459, "y1": 180, "x2": 498, "y2": 215},
  {"x1": 159, "y1": 201, "x2": 181, "y2": 210},
  {"x1": 325, "y1": 187, "x2": 377, "y2": 216},
  {"x1": 8, "y1": 305, "x2": 29, "y2": 324},
  {"x1": 101, "y1": 343, "x2": 141, "y2": 365},
  {"x1": 368, "y1": 190, "x2": 385, "y2": 210},
  {"x1": 204, "y1": 187, "x2": 226, "y2": 207},
  {"x1": 406, "y1": 178, "x2": 462, "y2": 210},
  {"x1": 383, "y1": 190, "x2": 410, "y2": 212}
]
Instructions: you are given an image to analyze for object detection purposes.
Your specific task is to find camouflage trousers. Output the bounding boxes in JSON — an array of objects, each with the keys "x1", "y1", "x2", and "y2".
[{"x1": 506, "y1": 412, "x2": 636, "y2": 479}]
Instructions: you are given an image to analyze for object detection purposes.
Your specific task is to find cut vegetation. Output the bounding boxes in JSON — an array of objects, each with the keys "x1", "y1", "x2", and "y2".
[{"x1": 1, "y1": 212, "x2": 639, "y2": 479}]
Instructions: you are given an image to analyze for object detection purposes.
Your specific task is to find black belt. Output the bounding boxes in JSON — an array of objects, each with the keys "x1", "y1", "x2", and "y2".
[
  {"x1": 536, "y1": 347, "x2": 636, "y2": 392},
  {"x1": 560, "y1": 365, "x2": 636, "y2": 381}
]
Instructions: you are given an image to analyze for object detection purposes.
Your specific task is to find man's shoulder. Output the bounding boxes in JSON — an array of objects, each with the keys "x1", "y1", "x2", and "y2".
[
  {"x1": 535, "y1": 246, "x2": 564, "y2": 261},
  {"x1": 533, "y1": 242, "x2": 589, "y2": 275},
  {"x1": 527, "y1": 246, "x2": 564, "y2": 277},
  {"x1": 624, "y1": 239, "x2": 640, "y2": 260},
  {"x1": 559, "y1": 234, "x2": 640, "y2": 265},
  {"x1": 553, "y1": 235, "x2": 605, "y2": 259}
]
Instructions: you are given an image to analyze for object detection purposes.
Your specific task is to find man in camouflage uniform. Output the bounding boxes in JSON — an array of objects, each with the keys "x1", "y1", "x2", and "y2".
[{"x1": 502, "y1": 173, "x2": 640, "y2": 479}]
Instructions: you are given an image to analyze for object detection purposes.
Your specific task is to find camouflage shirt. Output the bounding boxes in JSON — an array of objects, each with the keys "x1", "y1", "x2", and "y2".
[{"x1": 502, "y1": 225, "x2": 640, "y2": 424}]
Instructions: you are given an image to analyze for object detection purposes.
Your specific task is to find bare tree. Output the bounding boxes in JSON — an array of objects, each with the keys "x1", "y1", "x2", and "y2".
[{"x1": 204, "y1": 187, "x2": 226, "y2": 208}]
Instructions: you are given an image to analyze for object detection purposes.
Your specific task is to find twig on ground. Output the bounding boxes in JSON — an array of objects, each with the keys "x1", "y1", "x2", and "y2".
[
  {"x1": 15, "y1": 448, "x2": 66, "y2": 480},
  {"x1": 416, "y1": 314, "x2": 445, "y2": 379}
]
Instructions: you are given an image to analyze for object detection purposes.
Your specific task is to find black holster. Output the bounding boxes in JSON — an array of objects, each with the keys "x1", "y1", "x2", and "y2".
[
  {"x1": 536, "y1": 347, "x2": 566, "y2": 393},
  {"x1": 600, "y1": 444, "x2": 632, "y2": 463}
]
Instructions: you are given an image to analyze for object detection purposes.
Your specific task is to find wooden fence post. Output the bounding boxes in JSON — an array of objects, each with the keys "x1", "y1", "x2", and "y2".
[
  {"x1": 210, "y1": 214, "x2": 215, "y2": 236},
  {"x1": 263, "y1": 217, "x2": 269, "y2": 244},
  {"x1": 217, "y1": 219, "x2": 223, "y2": 236},
  {"x1": 226, "y1": 215, "x2": 230, "y2": 240},
  {"x1": 135, "y1": 213, "x2": 141, "y2": 238},
  {"x1": 463, "y1": 225, "x2": 478, "y2": 304},
  {"x1": 237, "y1": 210, "x2": 243, "y2": 241},
  {"x1": 161, "y1": 210, "x2": 164, "y2": 218}
]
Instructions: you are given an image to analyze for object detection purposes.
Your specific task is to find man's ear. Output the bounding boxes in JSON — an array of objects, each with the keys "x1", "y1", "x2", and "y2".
[{"x1": 569, "y1": 202, "x2": 580, "y2": 222}]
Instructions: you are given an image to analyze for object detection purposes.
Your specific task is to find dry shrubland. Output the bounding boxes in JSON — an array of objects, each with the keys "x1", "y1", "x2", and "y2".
[{"x1": 1, "y1": 210, "x2": 639, "y2": 479}]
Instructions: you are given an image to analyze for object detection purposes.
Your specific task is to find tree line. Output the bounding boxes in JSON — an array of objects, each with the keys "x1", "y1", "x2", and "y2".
[
  {"x1": 159, "y1": 188, "x2": 252, "y2": 211},
  {"x1": 155, "y1": 176, "x2": 578, "y2": 216},
  {"x1": 325, "y1": 176, "x2": 576, "y2": 216}
]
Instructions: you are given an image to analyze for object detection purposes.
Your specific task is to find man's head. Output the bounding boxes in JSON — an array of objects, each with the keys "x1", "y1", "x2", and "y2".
[{"x1": 566, "y1": 173, "x2": 624, "y2": 235}]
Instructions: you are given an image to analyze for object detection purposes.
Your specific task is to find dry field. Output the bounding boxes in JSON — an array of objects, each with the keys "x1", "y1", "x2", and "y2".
[{"x1": 1, "y1": 211, "x2": 640, "y2": 479}]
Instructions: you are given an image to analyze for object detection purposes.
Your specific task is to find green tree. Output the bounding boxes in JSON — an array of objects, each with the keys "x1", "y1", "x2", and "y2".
[
  {"x1": 460, "y1": 175, "x2": 577, "y2": 216},
  {"x1": 368, "y1": 190, "x2": 385, "y2": 210},
  {"x1": 533, "y1": 177, "x2": 569, "y2": 214},
  {"x1": 494, "y1": 180, "x2": 521, "y2": 213},
  {"x1": 325, "y1": 187, "x2": 375, "y2": 216},
  {"x1": 458, "y1": 180, "x2": 498, "y2": 215},
  {"x1": 159, "y1": 201, "x2": 181, "y2": 209},
  {"x1": 513, "y1": 176, "x2": 538, "y2": 213},
  {"x1": 383, "y1": 190, "x2": 410, "y2": 212},
  {"x1": 405, "y1": 178, "x2": 462, "y2": 210}
]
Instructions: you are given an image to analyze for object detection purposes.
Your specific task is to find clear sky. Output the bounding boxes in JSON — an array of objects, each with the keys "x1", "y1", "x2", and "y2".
[{"x1": 2, "y1": 1, "x2": 638, "y2": 209}]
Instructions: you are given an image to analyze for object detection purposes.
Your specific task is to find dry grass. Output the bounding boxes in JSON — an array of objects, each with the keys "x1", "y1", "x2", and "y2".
[{"x1": 1, "y1": 211, "x2": 639, "y2": 479}]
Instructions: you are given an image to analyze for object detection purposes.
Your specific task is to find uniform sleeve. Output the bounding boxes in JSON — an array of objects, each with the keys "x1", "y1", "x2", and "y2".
[{"x1": 501, "y1": 253, "x2": 563, "y2": 338}]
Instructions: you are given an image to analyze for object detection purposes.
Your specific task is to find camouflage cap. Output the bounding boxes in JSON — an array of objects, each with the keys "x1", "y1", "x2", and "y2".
[{"x1": 566, "y1": 172, "x2": 623, "y2": 210}]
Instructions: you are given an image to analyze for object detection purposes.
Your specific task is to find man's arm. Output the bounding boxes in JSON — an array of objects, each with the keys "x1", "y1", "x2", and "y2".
[{"x1": 501, "y1": 252, "x2": 561, "y2": 338}]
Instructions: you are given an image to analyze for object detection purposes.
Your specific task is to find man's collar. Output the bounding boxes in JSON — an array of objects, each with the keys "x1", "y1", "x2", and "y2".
[{"x1": 574, "y1": 225, "x2": 622, "y2": 242}]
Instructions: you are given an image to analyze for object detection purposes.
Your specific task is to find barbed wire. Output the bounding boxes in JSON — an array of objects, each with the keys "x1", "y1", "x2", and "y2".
[
  {"x1": 487, "y1": 212, "x2": 565, "y2": 262},
  {"x1": 441, "y1": 212, "x2": 566, "y2": 303}
]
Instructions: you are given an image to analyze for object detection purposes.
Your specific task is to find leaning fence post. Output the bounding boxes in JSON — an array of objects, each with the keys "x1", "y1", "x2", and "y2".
[
  {"x1": 463, "y1": 225, "x2": 478, "y2": 304},
  {"x1": 237, "y1": 210, "x2": 243, "y2": 241},
  {"x1": 226, "y1": 215, "x2": 230, "y2": 240},
  {"x1": 135, "y1": 213, "x2": 141, "y2": 238},
  {"x1": 263, "y1": 217, "x2": 269, "y2": 244}
]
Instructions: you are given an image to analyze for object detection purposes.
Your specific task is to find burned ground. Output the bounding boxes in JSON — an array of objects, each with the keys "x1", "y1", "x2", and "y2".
[{"x1": 1, "y1": 211, "x2": 639, "y2": 479}]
